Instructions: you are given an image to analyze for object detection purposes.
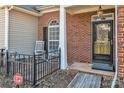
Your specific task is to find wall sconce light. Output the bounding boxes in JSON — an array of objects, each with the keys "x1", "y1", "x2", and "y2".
[
  {"x1": 122, "y1": 18, "x2": 124, "y2": 31},
  {"x1": 97, "y1": 5, "x2": 103, "y2": 18}
]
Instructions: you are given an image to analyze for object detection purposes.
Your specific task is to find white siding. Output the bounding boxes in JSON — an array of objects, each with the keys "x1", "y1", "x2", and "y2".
[
  {"x1": 9, "y1": 10, "x2": 38, "y2": 54},
  {"x1": 0, "y1": 9, "x2": 5, "y2": 49}
]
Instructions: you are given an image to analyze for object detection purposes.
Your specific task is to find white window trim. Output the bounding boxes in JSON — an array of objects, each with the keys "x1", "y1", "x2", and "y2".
[
  {"x1": 48, "y1": 25, "x2": 59, "y2": 28},
  {"x1": 48, "y1": 22, "x2": 59, "y2": 52}
]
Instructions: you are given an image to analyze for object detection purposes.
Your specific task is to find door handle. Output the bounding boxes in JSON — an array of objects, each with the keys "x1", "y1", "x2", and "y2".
[{"x1": 110, "y1": 40, "x2": 113, "y2": 45}]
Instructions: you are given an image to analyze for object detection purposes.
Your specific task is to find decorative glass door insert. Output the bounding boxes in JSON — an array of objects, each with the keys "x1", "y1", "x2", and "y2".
[{"x1": 94, "y1": 23, "x2": 111, "y2": 55}]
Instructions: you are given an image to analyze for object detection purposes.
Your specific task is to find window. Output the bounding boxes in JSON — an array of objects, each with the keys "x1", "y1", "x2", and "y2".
[{"x1": 48, "y1": 20, "x2": 59, "y2": 52}]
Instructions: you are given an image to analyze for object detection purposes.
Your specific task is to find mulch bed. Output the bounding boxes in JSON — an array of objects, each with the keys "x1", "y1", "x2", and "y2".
[
  {"x1": 100, "y1": 76, "x2": 120, "y2": 88},
  {"x1": 0, "y1": 74, "x2": 32, "y2": 88},
  {"x1": 0, "y1": 70, "x2": 78, "y2": 88}
]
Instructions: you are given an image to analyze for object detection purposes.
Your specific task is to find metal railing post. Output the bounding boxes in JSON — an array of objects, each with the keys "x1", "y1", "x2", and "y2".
[
  {"x1": 33, "y1": 53, "x2": 36, "y2": 86},
  {"x1": 0, "y1": 49, "x2": 5, "y2": 67},
  {"x1": 59, "y1": 48, "x2": 61, "y2": 69}
]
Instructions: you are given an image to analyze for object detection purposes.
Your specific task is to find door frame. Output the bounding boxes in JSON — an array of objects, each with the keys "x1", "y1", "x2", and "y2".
[{"x1": 91, "y1": 13, "x2": 114, "y2": 65}]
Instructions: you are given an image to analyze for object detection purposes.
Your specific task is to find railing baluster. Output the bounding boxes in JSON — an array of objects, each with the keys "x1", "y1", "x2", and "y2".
[
  {"x1": 29, "y1": 56, "x2": 31, "y2": 82},
  {"x1": 25, "y1": 55, "x2": 27, "y2": 81},
  {"x1": 46, "y1": 53, "x2": 48, "y2": 74},
  {"x1": 41, "y1": 55, "x2": 43, "y2": 78},
  {"x1": 33, "y1": 54, "x2": 36, "y2": 85},
  {"x1": 6, "y1": 50, "x2": 8, "y2": 76},
  {"x1": 43, "y1": 54, "x2": 45, "y2": 75},
  {"x1": 37, "y1": 56, "x2": 38, "y2": 80},
  {"x1": 51, "y1": 55, "x2": 52, "y2": 73},
  {"x1": 31, "y1": 55, "x2": 33, "y2": 82}
]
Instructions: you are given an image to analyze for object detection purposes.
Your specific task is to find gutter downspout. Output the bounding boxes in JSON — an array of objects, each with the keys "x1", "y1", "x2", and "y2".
[
  {"x1": 111, "y1": 5, "x2": 118, "y2": 88},
  {"x1": 4, "y1": 6, "x2": 13, "y2": 51}
]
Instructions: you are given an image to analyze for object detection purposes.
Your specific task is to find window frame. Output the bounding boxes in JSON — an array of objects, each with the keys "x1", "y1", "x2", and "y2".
[{"x1": 48, "y1": 20, "x2": 59, "y2": 52}]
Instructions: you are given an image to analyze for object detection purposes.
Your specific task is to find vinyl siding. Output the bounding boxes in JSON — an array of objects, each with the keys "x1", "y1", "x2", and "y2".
[
  {"x1": 0, "y1": 9, "x2": 5, "y2": 49},
  {"x1": 9, "y1": 10, "x2": 38, "y2": 54}
]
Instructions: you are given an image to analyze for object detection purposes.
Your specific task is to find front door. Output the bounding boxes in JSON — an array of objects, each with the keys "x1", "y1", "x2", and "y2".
[{"x1": 92, "y1": 20, "x2": 113, "y2": 71}]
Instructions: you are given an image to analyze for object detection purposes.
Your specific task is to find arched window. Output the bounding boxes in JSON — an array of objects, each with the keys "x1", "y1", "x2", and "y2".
[
  {"x1": 48, "y1": 20, "x2": 59, "y2": 52},
  {"x1": 49, "y1": 20, "x2": 59, "y2": 26}
]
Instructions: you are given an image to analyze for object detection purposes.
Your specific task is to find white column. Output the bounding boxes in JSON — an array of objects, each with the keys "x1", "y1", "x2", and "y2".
[
  {"x1": 59, "y1": 6, "x2": 68, "y2": 69},
  {"x1": 4, "y1": 6, "x2": 9, "y2": 50}
]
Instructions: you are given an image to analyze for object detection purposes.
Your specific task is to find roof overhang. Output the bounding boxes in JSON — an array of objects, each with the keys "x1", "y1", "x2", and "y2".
[
  {"x1": 0, "y1": 5, "x2": 12, "y2": 9},
  {"x1": 0, "y1": 5, "x2": 115, "y2": 16},
  {"x1": 0, "y1": 5, "x2": 40, "y2": 16},
  {"x1": 0, "y1": 5, "x2": 59, "y2": 16},
  {"x1": 39, "y1": 5, "x2": 59, "y2": 14},
  {"x1": 13, "y1": 6, "x2": 40, "y2": 16}
]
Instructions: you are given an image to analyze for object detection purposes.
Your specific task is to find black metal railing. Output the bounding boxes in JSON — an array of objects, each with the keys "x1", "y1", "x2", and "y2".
[
  {"x1": 7, "y1": 52, "x2": 34, "y2": 83},
  {"x1": 33, "y1": 50, "x2": 60, "y2": 85},
  {"x1": 0, "y1": 49, "x2": 61, "y2": 85}
]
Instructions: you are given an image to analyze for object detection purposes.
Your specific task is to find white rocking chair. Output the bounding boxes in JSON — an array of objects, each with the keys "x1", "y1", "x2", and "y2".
[{"x1": 34, "y1": 41, "x2": 45, "y2": 55}]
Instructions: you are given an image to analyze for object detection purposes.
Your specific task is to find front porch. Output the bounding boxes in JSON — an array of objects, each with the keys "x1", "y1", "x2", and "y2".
[
  {"x1": 0, "y1": 5, "x2": 120, "y2": 88},
  {"x1": 58, "y1": 5, "x2": 117, "y2": 87},
  {"x1": 60, "y1": 5, "x2": 116, "y2": 73},
  {"x1": 37, "y1": 5, "x2": 117, "y2": 74},
  {"x1": 69, "y1": 62, "x2": 114, "y2": 77}
]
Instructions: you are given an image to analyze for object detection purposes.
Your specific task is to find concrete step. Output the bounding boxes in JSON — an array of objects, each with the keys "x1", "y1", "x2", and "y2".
[{"x1": 67, "y1": 72, "x2": 102, "y2": 88}]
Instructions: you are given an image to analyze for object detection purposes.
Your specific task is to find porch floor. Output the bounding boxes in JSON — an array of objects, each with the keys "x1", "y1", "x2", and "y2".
[{"x1": 69, "y1": 62, "x2": 114, "y2": 77}]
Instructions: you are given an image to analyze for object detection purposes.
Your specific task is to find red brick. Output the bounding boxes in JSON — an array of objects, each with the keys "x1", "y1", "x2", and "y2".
[{"x1": 118, "y1": 5, "x2": 124, "y2": 81}]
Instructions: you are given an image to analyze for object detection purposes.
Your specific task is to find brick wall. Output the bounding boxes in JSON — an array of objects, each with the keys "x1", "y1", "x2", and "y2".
[
  {"x1": 118, "y1": 6, "x2": 124, "y2": 80},
  {"x1": 66, "y1": 12, "x2": 94, "y2": 64},
  {"x1": 38, "y1": 9, "x2": 115, "y2": 65}
]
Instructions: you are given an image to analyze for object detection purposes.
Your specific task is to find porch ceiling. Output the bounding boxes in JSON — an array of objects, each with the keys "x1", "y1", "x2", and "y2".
[{"x1": 66, "y1": 5, "x2": 115, "y2": 15}]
